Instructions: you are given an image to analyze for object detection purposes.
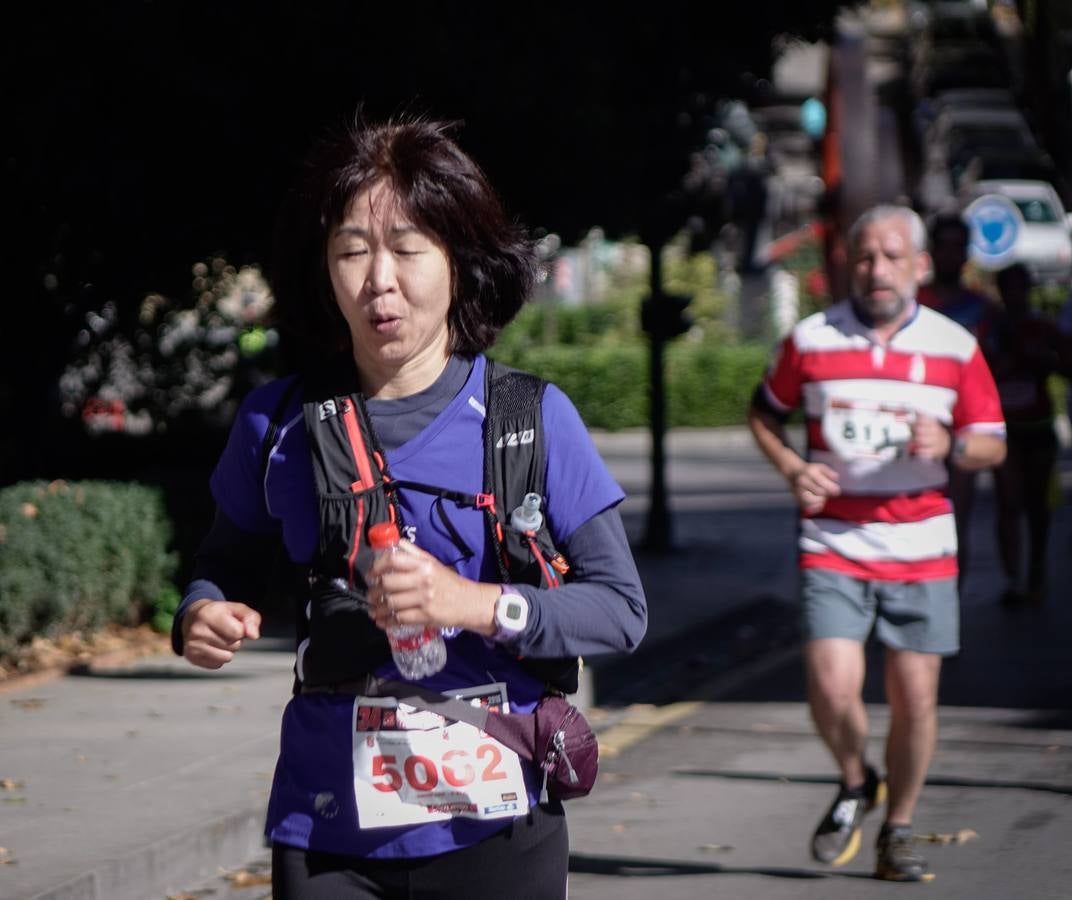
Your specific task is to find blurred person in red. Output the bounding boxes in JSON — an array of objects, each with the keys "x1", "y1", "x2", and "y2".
[
  {"x1": 980, "y1": 263, "x2": 1071, "y2": 605},
  {"x1": 918, "y1": 214, "x2": 992, "y2": 587},
  {"x1": 749, "y1": 205, "x2": 1006, "y2": 882}
]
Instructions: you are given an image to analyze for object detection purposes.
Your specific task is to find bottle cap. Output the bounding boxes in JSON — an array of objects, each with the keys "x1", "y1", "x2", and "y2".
[
  {"x1": 511, "y1": 493, "x2": 543, "y2": 531},
  {"x1": 367, "y1": 521, "x2": 401, "y2": 551}
]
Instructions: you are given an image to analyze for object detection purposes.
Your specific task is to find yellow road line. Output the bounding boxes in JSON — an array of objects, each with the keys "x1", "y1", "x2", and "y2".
[{"x1": 597, "y1": 702, "x2": 703, "y2": 758}]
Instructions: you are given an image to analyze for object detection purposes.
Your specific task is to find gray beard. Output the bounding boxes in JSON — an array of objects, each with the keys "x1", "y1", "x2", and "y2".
[{"x1": 851, "y1": 293, "x2": 910, "y2": 329}]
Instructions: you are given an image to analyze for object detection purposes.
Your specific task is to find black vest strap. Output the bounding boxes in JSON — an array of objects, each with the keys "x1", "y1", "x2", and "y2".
[{"x1": 280, "y1": 357, "x2": 581, "y2": 694}]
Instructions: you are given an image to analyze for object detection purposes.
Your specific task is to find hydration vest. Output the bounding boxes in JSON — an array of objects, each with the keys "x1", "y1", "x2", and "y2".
[{"x1": 265, "y1": 357, "x2": 580, "y2": 693}]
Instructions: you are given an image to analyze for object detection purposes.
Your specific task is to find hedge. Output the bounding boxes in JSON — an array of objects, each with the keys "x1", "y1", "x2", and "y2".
[
  {"x1": 489, "y1": 341, "x2": 770, "y2": 430},
  {"x1": 0, "y1": 480, "x2": 177, "y2": 656}
]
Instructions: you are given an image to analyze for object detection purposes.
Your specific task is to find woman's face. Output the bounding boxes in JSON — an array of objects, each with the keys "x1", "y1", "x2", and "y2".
[{"x1": 327, "y1": 181, "x2": 453, "y2": 396}]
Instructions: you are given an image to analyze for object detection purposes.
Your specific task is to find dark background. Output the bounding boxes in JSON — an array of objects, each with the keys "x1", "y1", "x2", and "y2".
[
  {"x1": 0, "y1": 0, "x2": 849, "y2": 578},
  {"x1": 3, "y1": 0, "x2": 1069, "y2": 578}
]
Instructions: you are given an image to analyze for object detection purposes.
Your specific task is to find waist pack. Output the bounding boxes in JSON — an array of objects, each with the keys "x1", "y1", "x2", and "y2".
[{"x1": 369, "y1": 678, "x2": 598, "y2": 801}]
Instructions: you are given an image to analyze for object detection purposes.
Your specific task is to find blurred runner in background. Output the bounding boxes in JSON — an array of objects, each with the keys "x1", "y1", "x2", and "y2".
[{"x1": 749, "y1": 205, "x2": 1006, "y2": 882}]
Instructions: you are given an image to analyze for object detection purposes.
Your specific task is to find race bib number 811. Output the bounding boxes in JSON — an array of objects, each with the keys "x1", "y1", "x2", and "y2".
[
  {"x1": 822, "y1": 399, "x2": 914, "y2": 463},
  {"x1": 353, "y1": 713, "x2": 529, "y2": 829}
]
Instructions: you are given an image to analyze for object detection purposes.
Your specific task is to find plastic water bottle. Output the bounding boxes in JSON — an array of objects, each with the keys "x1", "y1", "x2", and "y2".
[
  {"x1": 510, "y1": 492, "x2": 543, "y2": 533},
  {"x1": 367, "y1": 521, "x2": 446, "y2": 680}
]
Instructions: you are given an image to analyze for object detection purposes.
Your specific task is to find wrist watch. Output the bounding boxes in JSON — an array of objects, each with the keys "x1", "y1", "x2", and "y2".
[
  {"x1": 492, "y1": 585, "x2": 529, "y2": 644},
  {"x1": 951, "y1": 433, "x2": 968, "y2": 463}
]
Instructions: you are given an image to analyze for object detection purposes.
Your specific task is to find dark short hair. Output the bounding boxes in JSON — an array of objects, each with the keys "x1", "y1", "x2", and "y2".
[
  {"x1": 271, "y1": 116, "x2": 538, "y2": 363},
  {"x1": 929, "y1": 213, "x2": 970, "y2": 248}
]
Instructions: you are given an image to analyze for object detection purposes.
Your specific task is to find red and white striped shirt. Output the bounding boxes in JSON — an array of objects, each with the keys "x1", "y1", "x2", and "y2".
[{"x1": 762, "y1": 300, "x2": 1005, "y2": 581}]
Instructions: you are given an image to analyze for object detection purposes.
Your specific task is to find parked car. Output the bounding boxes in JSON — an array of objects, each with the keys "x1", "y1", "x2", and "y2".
[
  {"x1": 912, "y1": 45, "x2": 1009, "y2": 98},
  {"x1": 932, "y1": 87, "x2": 1016, "y2": 111},
  {"x1": 927, "y1": 106, "x2": 1035, "y2": 154},
  {"x1": 914, "y1": 86, "x2": 1018, "y2": 141},
  {"x1": 955, "y1": 147, "x2": 1065, "y2": 198},
  {"x1": 965, "y1": 179, "x2": 1072, "y2": 284}
]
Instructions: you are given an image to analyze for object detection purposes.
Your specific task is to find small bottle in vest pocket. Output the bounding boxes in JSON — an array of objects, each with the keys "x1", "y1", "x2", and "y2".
[
  {"x1": 367, "y1": 522, "x2": 447, "y2": 680},
  {"x1": 510, "y1": 492, "x2": 543, "y2": 533}
]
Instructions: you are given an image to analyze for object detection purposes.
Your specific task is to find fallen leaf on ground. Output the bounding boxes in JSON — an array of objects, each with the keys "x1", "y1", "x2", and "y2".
[
  {"x1": 0, "y1": 847, "x2": 16, "y2": 865},
  {"x1": 224, "y1": 869, "x2": 272, "y2": 887},
  {"x1": 915, "y1": 828, "x2": 978, "y2": 845},
  {"x1": 2, "y1": 797, "x2": 26, "y2": 804},
  {"x1": 0, "y1": 624, "x2": 168, "y2": 683},
  {"x1": 0, "y1": 779, "x2": 25, "y2": 791}
]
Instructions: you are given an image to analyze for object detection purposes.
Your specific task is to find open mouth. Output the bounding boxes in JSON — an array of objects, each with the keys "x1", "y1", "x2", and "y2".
[{"x1": 370, "y1": 314, "x2": 402, "y2": 335}]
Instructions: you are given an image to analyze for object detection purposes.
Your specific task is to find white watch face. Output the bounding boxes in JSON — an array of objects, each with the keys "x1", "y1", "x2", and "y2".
[{"x1": 496, "y1": 593, "x2": 528, "y2": 633}]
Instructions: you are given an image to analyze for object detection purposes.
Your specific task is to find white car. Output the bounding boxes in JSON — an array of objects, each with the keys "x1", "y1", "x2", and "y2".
[{"x1": 966, "y1": 179, "x2": 1072, "y2": 284}]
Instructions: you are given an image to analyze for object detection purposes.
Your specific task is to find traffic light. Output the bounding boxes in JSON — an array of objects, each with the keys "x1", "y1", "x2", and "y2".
[{"x1": 641, "y1": 292, "x2": 693, "y2": 340}]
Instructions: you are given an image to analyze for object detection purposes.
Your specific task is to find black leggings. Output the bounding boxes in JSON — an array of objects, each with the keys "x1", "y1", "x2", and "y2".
[{"x1": 272, "y1": 803, "x2": 569, "y2": 899}]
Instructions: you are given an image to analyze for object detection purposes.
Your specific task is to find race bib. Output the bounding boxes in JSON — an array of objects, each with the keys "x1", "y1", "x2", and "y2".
[
  {"x1": 822, "y1": 399, "x2": 914, "y2": 463},
  {"x1": 352, "y1": 685, "x2": 530, "y2": 829}
]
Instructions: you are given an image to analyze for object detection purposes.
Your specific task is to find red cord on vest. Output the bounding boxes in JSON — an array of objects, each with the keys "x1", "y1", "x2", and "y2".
[{"x1": 526, "y1": 534, "x2": 560, "y2": 588}]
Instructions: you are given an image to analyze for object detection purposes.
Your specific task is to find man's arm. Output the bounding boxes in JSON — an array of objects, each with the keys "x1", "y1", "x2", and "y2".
[
  {"x1": 747, "y1": 401, "x2": 840, "y2": 515},
  {"x1": 947, "y1": 344, "x2": 1008, "y2": 472},
  {"x1": 950, "y1": 431, "x2": 1006, "y2": 471}
]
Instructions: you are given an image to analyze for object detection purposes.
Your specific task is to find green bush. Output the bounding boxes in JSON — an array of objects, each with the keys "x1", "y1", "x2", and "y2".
[
  {"x1": 0, "y1": 480, "x2": 178, "y2": 656},
  {"x1": 505, "y1": 344, "x2": 649, "y2": 429},
  {"x1": 490, "y1": 342, "x2": 769, "y2": 430},
  {"x1": 666, "y1": 343, "x2": 770, "y2": 427}
]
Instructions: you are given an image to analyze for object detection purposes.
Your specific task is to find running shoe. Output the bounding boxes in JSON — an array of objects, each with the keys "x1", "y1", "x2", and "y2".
[
  {"x1": 811, "y1": 765, "x2": 886, "y2": 866},
  {"x1": 875, "y1": 824, "x2": 934, "y2": 882}
]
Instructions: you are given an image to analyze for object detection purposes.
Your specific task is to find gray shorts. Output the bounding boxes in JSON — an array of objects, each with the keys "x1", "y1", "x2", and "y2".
[{"x1": 800, "y1": 568, "x2": 959, "y2": 655}]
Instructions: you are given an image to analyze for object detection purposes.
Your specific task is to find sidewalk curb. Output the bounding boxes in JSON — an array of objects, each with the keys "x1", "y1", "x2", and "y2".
[
  {"x1": 30, "y1": 809, "x2": 266, "y2": 900},
  {"x1": 0, "y1": 639, "x2": 171, "y2": 696}
]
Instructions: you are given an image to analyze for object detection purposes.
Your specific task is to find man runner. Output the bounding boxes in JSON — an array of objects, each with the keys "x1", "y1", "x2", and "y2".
[{"x1": 748, "y1": 205, "x2": 1006, "y2": 881}]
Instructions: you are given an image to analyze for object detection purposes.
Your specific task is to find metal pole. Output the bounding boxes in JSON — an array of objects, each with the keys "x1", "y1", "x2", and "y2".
[{"x1": 644, "y1": 239, "x2": 672, "y2": 551}]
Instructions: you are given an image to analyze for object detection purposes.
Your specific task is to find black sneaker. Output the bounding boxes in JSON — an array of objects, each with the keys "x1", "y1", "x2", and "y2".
[
  {"x1": 875, "y1": 824, "x2": 934, "y2": 882},
  {"x1": 811, "y1": 765, "x2": 887, "y2": 866}
]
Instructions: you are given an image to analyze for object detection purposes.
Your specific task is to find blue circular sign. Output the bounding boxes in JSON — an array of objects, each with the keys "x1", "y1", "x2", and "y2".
[{"x1": 963, "y1": 194, "x2": 1022, "y2": 270}]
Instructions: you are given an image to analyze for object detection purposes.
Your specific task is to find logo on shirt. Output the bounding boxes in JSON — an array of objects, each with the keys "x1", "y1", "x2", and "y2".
[
  {"x1": 318, "y1": 399, "x2": 338, "y2": 421},
  {"x1": 908, "y1": 353, "x2": 926, "y2": 384},
  {"x1": 495, "y1": 429, "x2": 535, "y2": 449}
]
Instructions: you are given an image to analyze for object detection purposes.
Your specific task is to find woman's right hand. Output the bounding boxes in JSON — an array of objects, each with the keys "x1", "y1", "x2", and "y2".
[{"x1": 181, "y1": 599, "x2": 261, "y2": 669}]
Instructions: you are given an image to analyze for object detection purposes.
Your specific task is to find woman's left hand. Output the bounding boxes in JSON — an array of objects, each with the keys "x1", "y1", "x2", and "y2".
[{"x1": 366, "y1": 541, "x2": 500, "y2": 636}]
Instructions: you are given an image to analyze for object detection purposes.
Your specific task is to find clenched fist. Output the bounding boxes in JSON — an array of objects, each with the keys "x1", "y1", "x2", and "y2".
[{"x1": 181, "y1": 599, "x2": 261, "y2": 670}]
